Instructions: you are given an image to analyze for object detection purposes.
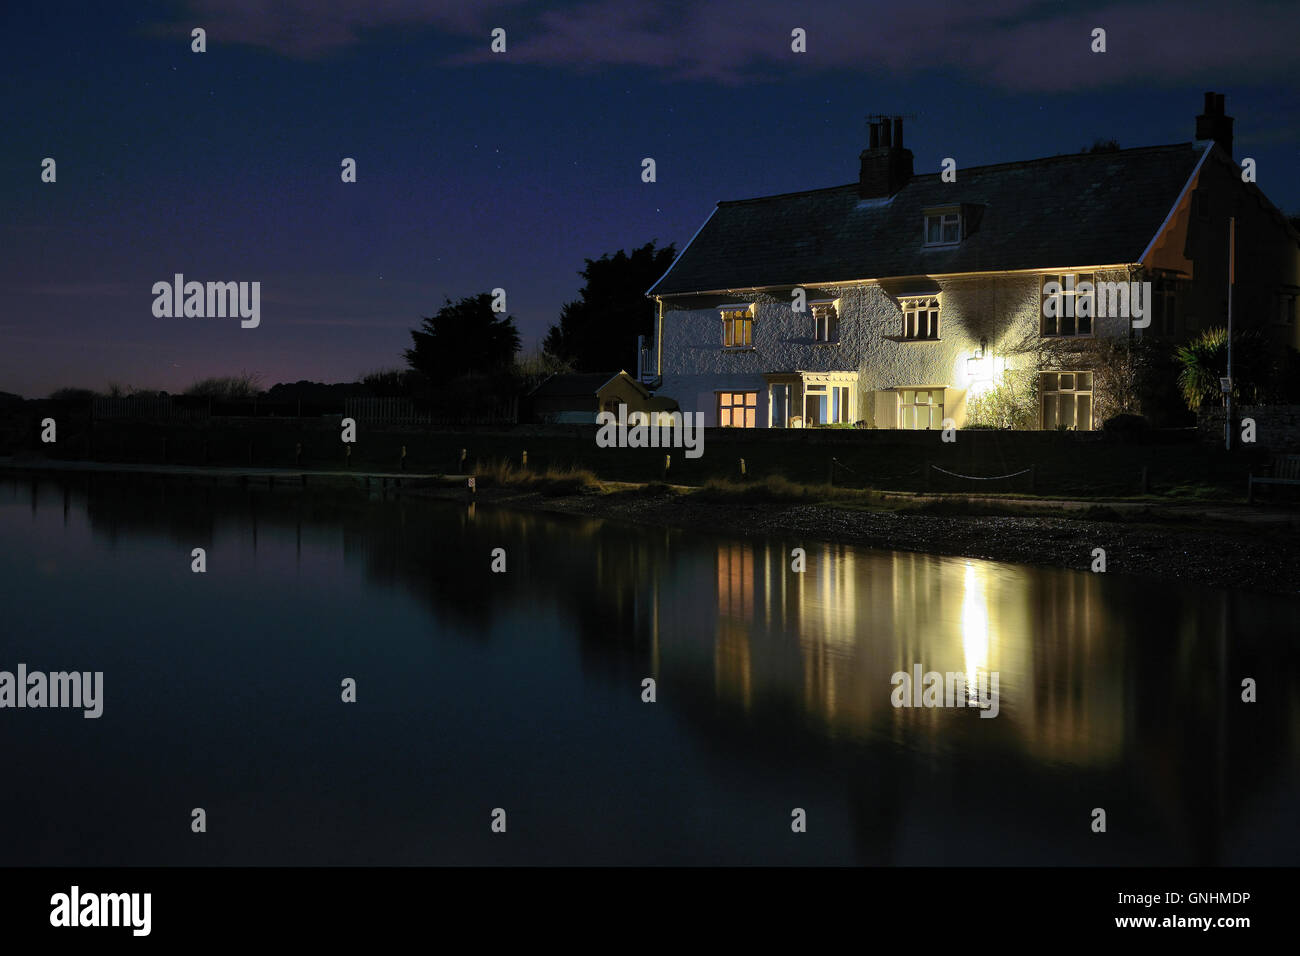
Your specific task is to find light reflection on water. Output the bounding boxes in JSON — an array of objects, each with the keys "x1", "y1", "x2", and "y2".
[{"x1": 1, "y1": 475, "x2": 1297, "y2": 865}]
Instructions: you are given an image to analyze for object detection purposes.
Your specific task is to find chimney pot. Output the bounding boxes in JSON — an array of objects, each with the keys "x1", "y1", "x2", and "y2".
[{"x1": 893, "y1": 116, "x2": 904, "y2": 148}]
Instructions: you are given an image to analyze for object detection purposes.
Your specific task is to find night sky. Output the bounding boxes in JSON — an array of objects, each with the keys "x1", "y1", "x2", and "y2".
[{"x1": 3, "y1": 1, "x2": 1297, "y2": 398}]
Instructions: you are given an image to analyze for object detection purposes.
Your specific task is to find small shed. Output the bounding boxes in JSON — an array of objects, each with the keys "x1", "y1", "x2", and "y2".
[{"x1": 527, "y1": 371, "x2": 677, "y2": 424}]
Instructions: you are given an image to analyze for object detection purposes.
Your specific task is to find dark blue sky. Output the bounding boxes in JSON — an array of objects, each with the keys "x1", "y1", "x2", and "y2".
[{"x1": 3, "y1": 1, "x2": 1297, "y2": 397}]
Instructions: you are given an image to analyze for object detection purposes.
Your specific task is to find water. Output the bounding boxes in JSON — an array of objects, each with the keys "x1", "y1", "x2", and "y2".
[{"x1": 1, "y1": 475, "x2": 1297, "y2": 865}]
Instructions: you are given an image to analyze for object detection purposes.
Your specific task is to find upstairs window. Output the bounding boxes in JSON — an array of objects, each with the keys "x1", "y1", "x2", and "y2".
[
  {"x1": 721, "y1": 306, "x2": 753, "y2": 348},
  {"x1": 811, "y1": 302, "x2": 839, "y2": 342},
  {"x1": 900, "y1": 296, "x2": 940, "y2": 340},
  {"x1": 1151, "y1": 277, "x2": 1179, "y2": 336},
  {"x1": 924, "y1": 210, "x2": 961, "y2": 246},
  {"x1": 1041, "y1": 274, "x2": 1094, "y2": 336}
]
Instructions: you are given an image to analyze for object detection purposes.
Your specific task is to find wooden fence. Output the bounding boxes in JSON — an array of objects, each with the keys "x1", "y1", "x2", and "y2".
[{"x1": 344, "y1": 397, "x2": 518, "y2": 426}]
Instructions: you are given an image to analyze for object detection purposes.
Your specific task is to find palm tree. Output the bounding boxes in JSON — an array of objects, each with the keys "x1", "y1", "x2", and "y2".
[{"x1": 1174, "y1": 327, "x2": 1227, "y2": 411}]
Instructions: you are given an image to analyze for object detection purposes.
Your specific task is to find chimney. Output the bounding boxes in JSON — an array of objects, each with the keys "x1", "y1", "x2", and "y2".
[
  {"x1": 1195, "y1": 91, "x2": 1233, "y2": 158},
  {"x1": 859, "y1": 116, "x2": 914, "y2": 200}
]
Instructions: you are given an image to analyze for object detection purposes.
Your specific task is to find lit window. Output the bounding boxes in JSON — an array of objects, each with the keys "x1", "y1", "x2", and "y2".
[
  {"x1": 721, "y1": 307, "x2": 753, "y2": 348},
  {"x1": 718, "y1": 391, "x2": 757, "y2": 427},
  {"x1": 901, "y1": 297, "x2": 940, "y2": 340},
  {"x1": 1041, "y1": 371, "x2": 1093, "y2": 430},
  {"x1": 1040, "y1": 274, "x2": 1094, "y2": 336},
  {"x1": 898, "y1": 388, "x2": 944, "y2": 429}
]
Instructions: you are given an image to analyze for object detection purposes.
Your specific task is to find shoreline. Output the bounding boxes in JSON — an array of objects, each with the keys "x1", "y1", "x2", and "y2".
[
  {"x1": 5, "y1": 457, "x2": 1299, "y2": 596},
  {"x1": 405, "y1": 483, "x2": 1300, "y2": 597}
]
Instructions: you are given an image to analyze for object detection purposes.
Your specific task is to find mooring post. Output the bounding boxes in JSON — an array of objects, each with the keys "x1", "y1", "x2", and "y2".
[
  {"x1": 459, "y1": 448, "x2": 467, "y2": 474},
  {"x1": 521, "y1": 450, "x2": 528, "y2": 470},
  {"x1": 401, "y1": 445, "x2": 407, "y2": 471},
  {"x1": 466, "y1": 475, "x2": 476, "y2": 502},
  {"x1": 739, "y1": 458, "x2": 746, "y2": 479},
  {"x1": 663, "y1": 454, "x2": 671, "y2": 481}
]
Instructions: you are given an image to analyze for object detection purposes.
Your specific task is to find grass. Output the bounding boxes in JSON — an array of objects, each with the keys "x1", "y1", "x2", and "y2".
[
  {"x1": 695, "y1": 474, "x2": 846, "y2": 503},
  {"x1": 474, "y1": 459, "x2": 602, "y2": 496}
]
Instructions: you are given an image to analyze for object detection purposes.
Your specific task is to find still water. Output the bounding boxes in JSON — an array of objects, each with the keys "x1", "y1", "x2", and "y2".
[{"x1": 1, "y1": 475, "x2": 1297, "y2": 865}]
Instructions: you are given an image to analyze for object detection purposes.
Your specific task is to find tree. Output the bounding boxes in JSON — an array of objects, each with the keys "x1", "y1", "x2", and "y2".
[
  {"x1": 543, "y1": 242, "x2": 676, "y2": 372},
  {"x1": 183, "y1": 373, "x2": 262, "y2": 399},
  {"x1": 405, "y1": 293, "x2": 521, "y2": 384},
  {"x1": 1174, "y1": 327, "x2": 1269, "y2": 410}
]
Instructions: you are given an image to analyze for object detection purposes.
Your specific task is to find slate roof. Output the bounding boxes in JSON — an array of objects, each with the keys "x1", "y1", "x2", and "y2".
[{"x1": 649, "y1": 143, "x2": 1208, "y2": 296}]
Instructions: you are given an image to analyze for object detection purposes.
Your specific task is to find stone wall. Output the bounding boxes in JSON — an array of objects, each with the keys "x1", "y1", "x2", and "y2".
[{"x1": 1198, "y1": 405, "x2": 1300, "y2": 451}]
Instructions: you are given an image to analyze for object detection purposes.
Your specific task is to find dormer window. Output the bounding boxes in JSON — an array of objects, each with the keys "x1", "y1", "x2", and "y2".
[{"x1": 924, "y1": 206, "x2": 961, "y2": 246}]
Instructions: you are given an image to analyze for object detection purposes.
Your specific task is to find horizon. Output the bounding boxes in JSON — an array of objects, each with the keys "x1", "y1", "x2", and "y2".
[{"x1": 4, "y1": 1, "x2": 1298, "y2": 398}]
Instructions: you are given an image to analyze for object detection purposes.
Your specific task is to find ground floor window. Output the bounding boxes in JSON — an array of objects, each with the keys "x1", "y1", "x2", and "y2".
[
  {"x1": 898, "y1": 388, "x2": 944, "y2": 429},
  {"x1": 718, "y1": 391, "x2": 757, "y2": 427},
  {"x1": 1040, "y1": 372, "x2": 1092, "y2": 430}
]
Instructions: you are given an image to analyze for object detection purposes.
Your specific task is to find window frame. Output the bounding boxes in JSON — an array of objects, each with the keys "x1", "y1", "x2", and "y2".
[
  {"x1": 717, "y1": 390, "x2": 758, "y2": 428},
  {"x1": 1040, "y1": 274, "x2": 1096, "y2": 337},
  {"x1": 719, "y1": 304, "x2": 755, "y2": 349},
  {"x1": 897, "y1": 387, "x2": 945, "y2": 430},
  {"x1": 810, "y1": 300, "x2": 839, "y2": 343},
  {"x1": 923, "y1": 210, "x2": 962, "y2": 247},
  {"x1": 900, "y1": 296, "x2": 941, "y2": 340},
  {"x1": 1039, "y1": 370, "x2": 1094, "y2": 431}
]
